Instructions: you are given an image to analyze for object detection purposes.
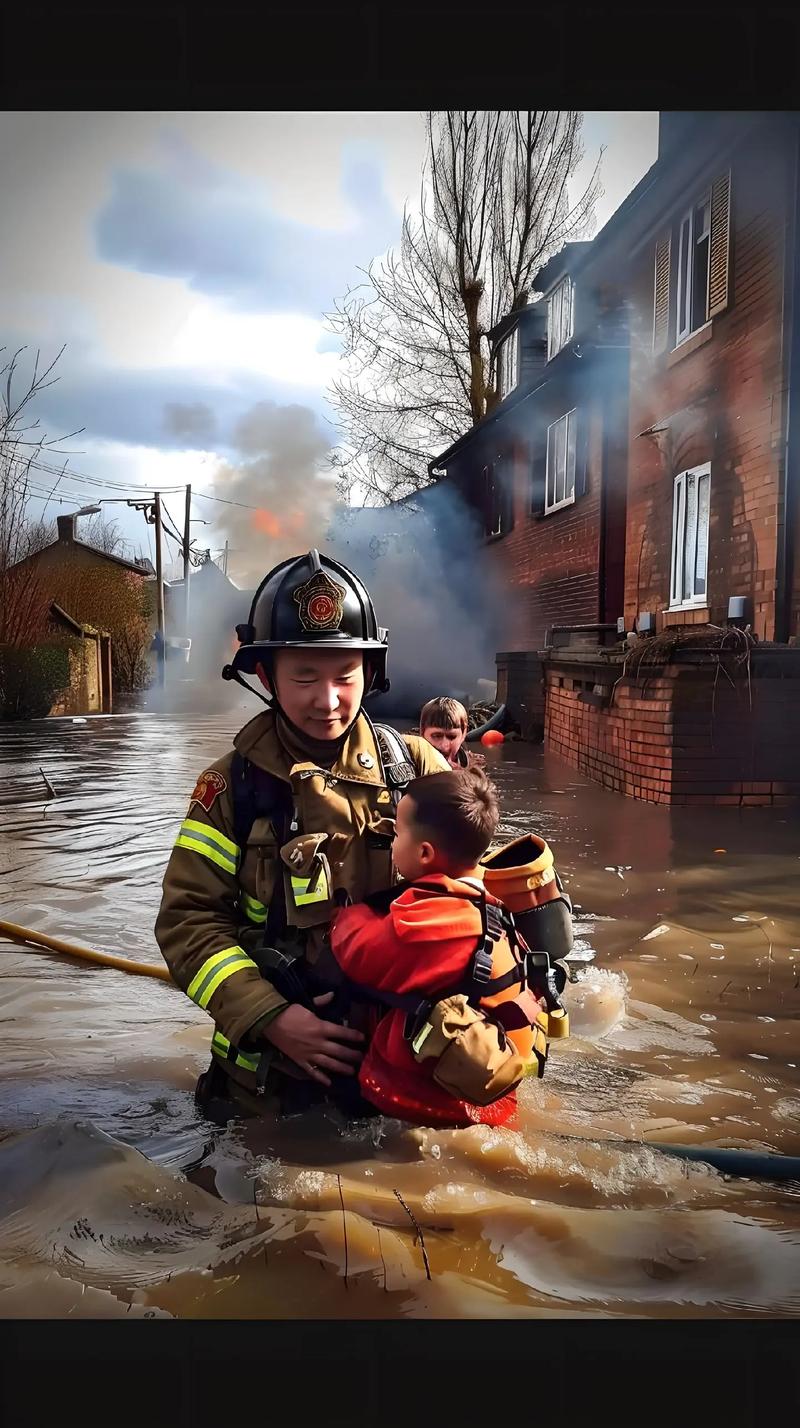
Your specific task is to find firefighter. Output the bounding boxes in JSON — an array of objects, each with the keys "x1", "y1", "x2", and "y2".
[{"x1": 155, "y1": 549, "x2": 449, "y2": 1117}]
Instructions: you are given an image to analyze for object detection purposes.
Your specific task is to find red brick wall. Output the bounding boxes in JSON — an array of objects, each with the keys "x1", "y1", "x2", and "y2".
[
  {"x1": 544, "y1": 655, "x2": 800, "y2": 805},
  {"x1": 625, "y1": 129, "x2": 791, "y2": 641},
  {"x1": 481, "y1": 404, "x2": 604, "y2": 651}
]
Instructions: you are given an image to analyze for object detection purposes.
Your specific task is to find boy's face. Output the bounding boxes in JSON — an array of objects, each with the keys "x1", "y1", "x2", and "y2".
[
  {"x1": 259, "y1": 649, "x2": 365, "y2": 740},
  {"x1": 392, "y1": 794, "x2": 437, "y2": 881},
  {"x1": 422, "y1": 723, "x2": 465, "y2": 767}
]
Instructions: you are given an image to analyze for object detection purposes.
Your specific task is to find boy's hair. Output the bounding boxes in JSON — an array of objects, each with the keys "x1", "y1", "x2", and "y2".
[
  {"x1": 419, "y1": 696, "x2": 468, "y2": 733},
  {"x1": 403, "y1": 767, "x2": 499, "y2": 867}
]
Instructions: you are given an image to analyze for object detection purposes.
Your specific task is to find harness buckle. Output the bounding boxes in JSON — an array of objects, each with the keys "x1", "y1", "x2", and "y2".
[{"x1": 471, "y1": 939, "x2": 494, "y2": 984}]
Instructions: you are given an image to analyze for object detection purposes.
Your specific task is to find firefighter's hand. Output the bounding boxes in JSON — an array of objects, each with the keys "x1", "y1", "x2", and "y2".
[{"x1": 261, "y1": 993, "x2": 364, "y2": 1086}]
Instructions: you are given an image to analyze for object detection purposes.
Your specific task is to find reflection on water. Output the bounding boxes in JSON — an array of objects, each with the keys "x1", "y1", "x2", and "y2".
[{"x1": 1, "y1": 712, "x2": 799, "y2": 1318}]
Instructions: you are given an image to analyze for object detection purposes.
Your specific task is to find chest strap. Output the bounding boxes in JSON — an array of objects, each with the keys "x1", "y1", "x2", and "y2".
[{"x1": 370, "y1": 719, "x2": 417, "y2": 804}]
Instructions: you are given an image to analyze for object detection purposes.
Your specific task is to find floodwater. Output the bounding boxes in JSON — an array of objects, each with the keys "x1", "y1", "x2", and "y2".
[{"x1": 1, "y1": 708, "x2": 799, "y2": 1320}]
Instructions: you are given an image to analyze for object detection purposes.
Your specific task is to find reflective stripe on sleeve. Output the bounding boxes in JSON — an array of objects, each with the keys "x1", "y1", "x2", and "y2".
[
  {"x1": 175, "y1": 819, "x2": 240, "y2": 876},
  {"x1": 211, "y1": 1030, "x2": 260, "y2": 1073},
  {"x1": 241, "y1": 891, "x2": 267, "y2": 925},
  {"x1": 186, "y1": 946, "x2": 258, "y2": 1010}
]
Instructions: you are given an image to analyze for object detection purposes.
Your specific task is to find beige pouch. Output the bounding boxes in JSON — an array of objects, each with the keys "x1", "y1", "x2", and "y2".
[
  {"x1": 410, "y1": 994, "x2": 536, "y2": 1106},
  {"x1": 280, "y1": 832, "x2": 333, "y2": 928}
]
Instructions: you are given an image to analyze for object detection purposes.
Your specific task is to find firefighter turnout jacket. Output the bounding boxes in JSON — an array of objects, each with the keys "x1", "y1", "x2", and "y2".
[{"x1": 155, "y1": 708, "x2": 448, "y2": 1095}]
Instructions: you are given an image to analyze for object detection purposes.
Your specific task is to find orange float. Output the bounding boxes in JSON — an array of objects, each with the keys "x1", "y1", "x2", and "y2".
[{"x1": 480, "y1": 729, "x2": 505, "y2": 747}]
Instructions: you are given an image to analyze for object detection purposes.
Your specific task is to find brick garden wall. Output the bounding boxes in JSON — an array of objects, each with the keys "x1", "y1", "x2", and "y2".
[{"x1": 544, "y1": 652, "x2": 800, "y2": 805}]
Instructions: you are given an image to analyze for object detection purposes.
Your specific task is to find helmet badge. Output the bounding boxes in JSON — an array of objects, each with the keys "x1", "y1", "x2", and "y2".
[{"x1": 293, "y1": 570, "x2": 347, "y2": 631}]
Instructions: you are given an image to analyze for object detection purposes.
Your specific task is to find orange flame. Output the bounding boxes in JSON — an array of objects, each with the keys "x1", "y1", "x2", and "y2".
[{"x1": 254, "y1": 509, "x2": 282, "y2": 538}]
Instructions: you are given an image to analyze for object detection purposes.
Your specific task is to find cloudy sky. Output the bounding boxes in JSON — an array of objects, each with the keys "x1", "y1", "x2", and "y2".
[{"x1": 2, "y1": 111, "x2": 658, "y2": 579}]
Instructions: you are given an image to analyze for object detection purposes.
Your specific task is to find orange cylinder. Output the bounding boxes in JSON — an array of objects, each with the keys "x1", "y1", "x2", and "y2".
[{"x1": 481, "y1": 834, "x2": 556, "y2": 913}]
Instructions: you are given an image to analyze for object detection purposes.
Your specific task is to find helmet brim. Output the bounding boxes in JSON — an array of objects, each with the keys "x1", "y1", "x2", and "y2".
[{"x1": 230, "y1": 638, "x2": 388, "y2": 676}]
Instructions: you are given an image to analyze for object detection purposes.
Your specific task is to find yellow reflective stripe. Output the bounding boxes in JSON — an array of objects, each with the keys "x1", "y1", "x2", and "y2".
[
  {"x1": 291, "y1": 873, "x2": 328, "y2": 907},
  {"x1": 211, "y1": 1030, "x2": 260, "y2": 1073},
  {"x1": 241, "y1": 891, "x2": 267, "y2": 924},
  {"x1": 186, "y1": 946, "x2": 258, "y2": 1009},
  {"x1": 175, "y1": 820, "x2": 240, "y2": 875},
  {"x1": 175, "y1": 833, "x2": 237, "y2": 875},
  {"x1": 180, "y1": 819, "x2": 239, "y2": 861}
]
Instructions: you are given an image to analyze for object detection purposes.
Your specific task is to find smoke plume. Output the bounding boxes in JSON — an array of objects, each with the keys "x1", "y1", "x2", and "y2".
[
  {"x1": 168, "y1": 396, "x2": 503, "y2": 717},
  {"x1": 214, "y1": 399, "x2": 336, "y2": 585}
]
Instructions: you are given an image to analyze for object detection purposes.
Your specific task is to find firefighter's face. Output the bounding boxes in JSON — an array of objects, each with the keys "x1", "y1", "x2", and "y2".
[
  {"x1": 262, "y1": 649, "x2": 365, "y2": 739},
  {"x1": 421, "y1": 723, "x2": 465, "y2": 767}
]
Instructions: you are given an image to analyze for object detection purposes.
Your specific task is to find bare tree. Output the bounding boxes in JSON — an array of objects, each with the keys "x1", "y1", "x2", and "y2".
[
  {"x1": 82, "y1": 512, "x2": 125, "y2": 556},
  {"x1": 0, "y1": 345, "x2": 83, "y2": 646},
  {"x1": 328, "y1": 111, "x2": 601, "y2": 502}
]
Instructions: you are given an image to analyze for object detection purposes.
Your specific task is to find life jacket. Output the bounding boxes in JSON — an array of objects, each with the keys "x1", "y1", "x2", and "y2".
[{"x1": 340, "y1": 878, "x2": 570, "y2": 1112}]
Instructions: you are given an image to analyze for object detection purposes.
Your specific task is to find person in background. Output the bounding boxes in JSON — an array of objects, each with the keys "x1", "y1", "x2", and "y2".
[{"x1": 419, "y1": 696, "x2": 485, "y2": 770}]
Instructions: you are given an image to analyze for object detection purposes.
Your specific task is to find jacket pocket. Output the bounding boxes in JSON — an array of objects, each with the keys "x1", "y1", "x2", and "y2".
[
  {"x1": 281, "y1": 832, "x2": 334, "y2": 928},
  {"x1": 245, "y1": 817, "x2": 279, "y2": 920}
]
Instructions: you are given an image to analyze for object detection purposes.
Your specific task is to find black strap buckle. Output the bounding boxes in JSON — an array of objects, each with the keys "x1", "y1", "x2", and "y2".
[{"x1": 471, "y1": 938, "x2": 494, "y2": 985}]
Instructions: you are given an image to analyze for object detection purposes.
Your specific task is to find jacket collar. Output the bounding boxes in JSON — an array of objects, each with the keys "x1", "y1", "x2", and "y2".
[{"x1": 234, "y1": 708, "x2": 386, "y2": 786}]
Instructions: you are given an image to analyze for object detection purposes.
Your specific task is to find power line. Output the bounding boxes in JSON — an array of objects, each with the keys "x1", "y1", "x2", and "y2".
[
  {"x1": 192, "y1": 489, "x2": 261, "y2": 511},
  {"x1": 23, "y1": 454, "x2": 185, "y2": 495},
  {"x1": 7, "y1": 450, "x2": 261, "y2": 511}
]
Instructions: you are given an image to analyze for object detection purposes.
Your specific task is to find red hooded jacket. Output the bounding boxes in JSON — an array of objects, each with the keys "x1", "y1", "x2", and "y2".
[{"x1": 329, "y1": 873, "x2": 536, "y2": 1128}]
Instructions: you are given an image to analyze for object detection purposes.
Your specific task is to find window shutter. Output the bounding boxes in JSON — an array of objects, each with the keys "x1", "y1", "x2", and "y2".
[
  {"x1": 708, "y1": 170, "x2": 731, "y2": 318},
  {"x1": 482, "y1": 464, "x2": 492, "y2": 536},
  {"x1": 530, "y1": 440, "x2": 547, "y2": 514},
  {"x1": 503, "y1": 459, "x2": 515, "y2": 533},
  {"x1": 575, "y1": 409, "x2": 589, "y2": 499},
  {"x1": 653, "y1": 233, "x2": 671, "y2": 353}
]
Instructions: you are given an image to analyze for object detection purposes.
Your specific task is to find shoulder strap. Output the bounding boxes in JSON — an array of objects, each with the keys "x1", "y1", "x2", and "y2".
[
  {"x1": 371, "y1": 721, "x2": 417, "y2": 805},
  {"x1": 230, "y1": 751, "x2": 293, "y2": 944},
  {"x1": 229, "y1": 750, "x2": 292, "y2": 852}
]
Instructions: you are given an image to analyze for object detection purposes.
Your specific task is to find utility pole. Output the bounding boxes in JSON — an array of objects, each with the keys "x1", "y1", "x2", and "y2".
[
  {"x1": 127, "y1": 493, "x2": 166, "y2": 688},
  {"x1": 154, "y1": 492, "x2": 165, "y2": 688},
  {"x1": 183, "y1": 484, "x2": 191, "y2": 638},
  {"x1": 223, "y1": 539, "x2": 229, "y2": 576}
]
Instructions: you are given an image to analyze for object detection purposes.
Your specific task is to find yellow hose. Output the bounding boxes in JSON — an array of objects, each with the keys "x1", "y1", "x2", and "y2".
[{"x1": 0, "y1": 919, "x2": 173, "y2": 982}]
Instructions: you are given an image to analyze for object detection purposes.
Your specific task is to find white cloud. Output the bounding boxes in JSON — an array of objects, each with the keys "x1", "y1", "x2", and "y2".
[{"x1": 167, "y1": 302, "x2": 340, "y2": 387}]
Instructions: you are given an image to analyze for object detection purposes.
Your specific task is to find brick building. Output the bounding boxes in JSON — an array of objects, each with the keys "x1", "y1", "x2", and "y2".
[
  {"x1": 432, "y1": 255, "x2": 629, "y2": 656},
  {"x1": 431, "y1": 110, "x2": 800, "y2": 801},
  {"x1": 8, "y1": 512, "x2": 156, "y2": 697}
]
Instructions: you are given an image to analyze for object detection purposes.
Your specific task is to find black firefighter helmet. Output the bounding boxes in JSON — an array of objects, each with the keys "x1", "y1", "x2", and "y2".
[{"x1": 224, "y1": 549, "x2": 390, "y2": 695}]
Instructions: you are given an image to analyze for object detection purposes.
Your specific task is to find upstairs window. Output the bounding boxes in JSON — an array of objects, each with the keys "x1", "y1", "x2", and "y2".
[
  {"x1": 653, "y1": 172, "x2": 731, "y2": 354},
  {"x1": 676, "y1": 194, "x2": 711, "y2": 344},
  {"x1": 670, "y1": 464, "x2": 711, "y2": 607},
  {"x1": 544, "y1": 410, "x2": 577, "y2": 513},
  {"x1": 547, "y1": 278, "x2": 574, "y2": 360},
  {"x1": 497, "y1": 328, "x2": 519, "y2": 399}
]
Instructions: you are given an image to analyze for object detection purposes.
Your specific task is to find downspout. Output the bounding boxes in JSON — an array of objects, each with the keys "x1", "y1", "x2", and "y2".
[{"x1": 776, "y1": 119, "x2": 800, "y2": 643}]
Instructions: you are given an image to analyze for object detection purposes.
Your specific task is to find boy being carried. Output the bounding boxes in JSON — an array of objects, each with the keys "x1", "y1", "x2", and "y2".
[{"x1": 329, "y1": 768, "x2": 550, "y2": 1128}]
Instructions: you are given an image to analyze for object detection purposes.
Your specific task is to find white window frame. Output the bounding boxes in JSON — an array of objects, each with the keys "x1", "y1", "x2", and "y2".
[
  {"x1": 547, "y1": 278, "x2": 574, "y2": 361},
  {"x1": 544, "y1": 409, "x2": 577, "y2": 514},
  {"x1": 497, "y1": 328, "x2": 519, "y2": 399},
  {"x1": 675, "y1": 193, "x2": 711, "y2": 345},
  {"x1": 669, "y1": 463, "x2": 711, "y2": 609}
]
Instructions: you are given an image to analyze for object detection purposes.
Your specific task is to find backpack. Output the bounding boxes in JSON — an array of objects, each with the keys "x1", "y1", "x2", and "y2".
[{"x1": 343, "y1": 882, "x2": 568, "y2": 1107}]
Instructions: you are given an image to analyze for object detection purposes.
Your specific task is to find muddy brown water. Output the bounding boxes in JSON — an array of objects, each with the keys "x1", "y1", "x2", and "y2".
[{"x1": 1, "y1": 709, "x2": 799, "y2": 1319}]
